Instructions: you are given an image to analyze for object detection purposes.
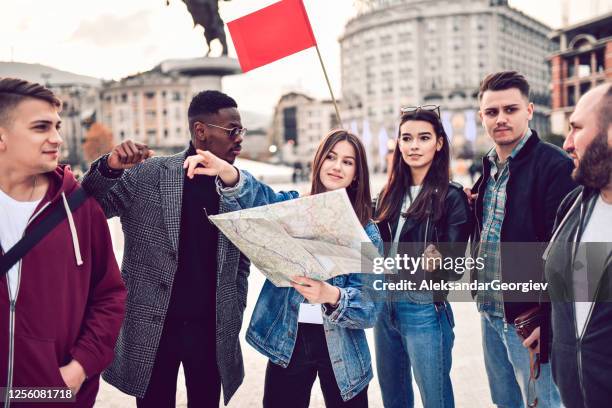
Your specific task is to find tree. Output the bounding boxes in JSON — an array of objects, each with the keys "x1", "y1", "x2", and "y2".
[{"x1": 82, "y1": 122, "x2": 114, "y2": 162}]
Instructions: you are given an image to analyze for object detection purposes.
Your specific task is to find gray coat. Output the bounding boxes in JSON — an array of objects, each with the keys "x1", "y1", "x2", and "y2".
[{"x1": 81, "y1": 150, "x2": 249, "y2": 405}]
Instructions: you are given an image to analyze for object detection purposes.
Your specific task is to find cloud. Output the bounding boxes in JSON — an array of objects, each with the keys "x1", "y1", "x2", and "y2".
[{"x1": 69, "y1": 10, "x2": 152, "y2": 47}]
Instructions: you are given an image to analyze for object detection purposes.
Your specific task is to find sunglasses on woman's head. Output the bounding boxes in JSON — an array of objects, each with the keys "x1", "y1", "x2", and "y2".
[{"x1": 399, "y1": 105, "x2": 440, "y2": 117}]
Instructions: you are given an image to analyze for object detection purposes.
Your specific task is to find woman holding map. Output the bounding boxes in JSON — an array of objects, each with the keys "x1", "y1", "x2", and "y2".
[
  {"x1": 183, "y1": 129, "x2": 383, "y2": 407},
  {"x1": 373, "y1": 107, "x2": 472, "y2": 408}
]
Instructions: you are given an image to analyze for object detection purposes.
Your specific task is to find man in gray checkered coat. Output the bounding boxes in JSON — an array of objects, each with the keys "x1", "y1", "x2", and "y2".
[{"x1": 82, "y1": 90, "x2": 250, "y2": 407}]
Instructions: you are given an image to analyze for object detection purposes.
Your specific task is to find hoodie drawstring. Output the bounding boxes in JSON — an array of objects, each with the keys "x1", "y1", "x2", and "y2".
[{"x1": 61, "y1": 192, "x2": 83, "y2": 266}]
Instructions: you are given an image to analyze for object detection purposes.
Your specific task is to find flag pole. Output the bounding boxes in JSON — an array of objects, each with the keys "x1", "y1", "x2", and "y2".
[{"x1": 314, "y1": 44, "x2": 343, "y2": 129}]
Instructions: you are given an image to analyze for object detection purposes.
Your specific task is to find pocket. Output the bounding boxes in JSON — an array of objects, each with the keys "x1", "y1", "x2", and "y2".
[
  {"x1": 443, "y1": 302, "x2": 455, "y2": 328},
  {"x1": 13, "y1": 334, "x2": 67, "y2": 388}
]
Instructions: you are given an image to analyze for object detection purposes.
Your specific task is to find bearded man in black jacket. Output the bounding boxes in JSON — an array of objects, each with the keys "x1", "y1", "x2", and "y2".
[{"x1": 544, "y1": 83, "x2": 612, "y2": 408}]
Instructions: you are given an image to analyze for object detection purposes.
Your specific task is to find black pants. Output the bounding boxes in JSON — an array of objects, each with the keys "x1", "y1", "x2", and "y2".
[
  {"x1": 263, "y1": 323, "x2": 368, "y2": 408},
  {"x1": 136, "y1": 319, "x2": 221, "y2": 408}
]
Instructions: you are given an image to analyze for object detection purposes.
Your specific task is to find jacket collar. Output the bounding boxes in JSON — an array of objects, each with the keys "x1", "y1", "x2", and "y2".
[
  {"x1": 160, "y1": 148, "x2": 189, "y2": 253},
  {"x1": 509, "y1": 128, "x2": 540, "y2": 162}
]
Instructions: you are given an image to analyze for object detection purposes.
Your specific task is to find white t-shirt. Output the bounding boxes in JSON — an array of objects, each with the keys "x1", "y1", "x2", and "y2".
[
  {"x1": 0, "y1": 187, "x2": 41, "y2": 300},
  {"x1": 298, "y1": 302, "x2": 324, "y2": 324},
  {"x1": 387, "y1": 185, "x2": 422, "y2": 262},
  {"x1": 574, "y1": 195, "x2": 612, "y2": 336}
]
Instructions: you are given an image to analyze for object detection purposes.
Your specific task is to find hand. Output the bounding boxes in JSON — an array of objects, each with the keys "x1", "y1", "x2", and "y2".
[
  {"x1": 463, "y1": 187, "x2": 478, "y2": 204},
  {"x1": 107, "y1": 140, "x2": 154, "y2": 170},
  {"x1": 182, "y1": 149, "x2": 239, "y2": 186},
  {"x1": 291, "y1": 276, "x2": 341, "y2": 305},
  {"x1": 521, "y1": 326, "x2": 540, "y2": 353},
  {"x1": 423, "y1": 244, "x2": 443, "y2": 272},
  {"x1": 59, "y1": 359, "x2": 87, "y2": 395}
]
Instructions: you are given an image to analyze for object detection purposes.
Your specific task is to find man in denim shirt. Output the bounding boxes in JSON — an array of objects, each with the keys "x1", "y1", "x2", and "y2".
[{"x1": 470, "y1": 71, "x2": 576, "y2": 407}]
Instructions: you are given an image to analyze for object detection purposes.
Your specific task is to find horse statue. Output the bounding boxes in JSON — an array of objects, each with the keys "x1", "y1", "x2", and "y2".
[{"x1": 167, "y1": 0, "x2": 231, "y2": 56}]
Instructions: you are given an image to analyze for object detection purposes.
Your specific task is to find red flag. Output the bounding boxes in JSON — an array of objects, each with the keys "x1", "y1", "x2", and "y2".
[{"x1": 227, "y1": 0, "x2": 317, "y2": 73}]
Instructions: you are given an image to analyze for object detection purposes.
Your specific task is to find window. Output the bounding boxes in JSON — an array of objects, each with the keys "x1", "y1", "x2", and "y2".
[
  {"x1": 282, "y1": 107, "x2": 297, "y2": 144},
  {"x1": 566, "y1": 58, "x2": 575, "y2": 77},
  {"x1": 172, "y1": 92, "x2": 181, "y2": 101},
  {"x1": 578, "y1": 54, "x2": 591, "y2": 77},
  {"x1": 145, "y1": 91, "x2": 155, "y2": 99},
  {"x1": 567, "y1": 85, "x2": 575, "y2": 107},
  {"x1": 595, "y1": 48, "x2": 605, "y2": 73},
  {"x1": 579, "y1": 81, "x2": 590, "y2": 97},
  {"x1": 380, "y1": 35, "x2": 392, "y2": 46},
  {"x1": 147, "y1": 130, "x2": 156, "y2": 146},
  {"x1": 399, "y1": 32, "x2": 412, "y2": 42}
]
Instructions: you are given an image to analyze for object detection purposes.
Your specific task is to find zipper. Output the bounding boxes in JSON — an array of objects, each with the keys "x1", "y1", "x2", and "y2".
[
  {"x1": 423, "y1": 213, "x2": 431, "y2": 255},
  {"x1": 575, "y1": 279, "x2": 603, "y2": 402},
  {"x1": 499, "y1": 164, "x2": 510, "y2": 322},
  {"x1": 3, "y1": 201, "x2": 51, "y2": 407},
  {"x1": 575, "y1": 227, "x2": 605, "y2": 402},
  {"x1": 569, "y1": 194, "x2": 596, "y2": 403}
]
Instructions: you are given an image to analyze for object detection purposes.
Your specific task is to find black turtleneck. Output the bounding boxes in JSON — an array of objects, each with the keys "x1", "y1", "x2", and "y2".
[{"x1": 166, "y1": 144, "x2": 220, "y2": 326}]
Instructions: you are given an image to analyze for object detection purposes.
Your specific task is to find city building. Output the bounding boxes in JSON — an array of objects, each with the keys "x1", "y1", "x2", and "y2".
[
  {"x1": 100, "y1": 70, "x2": 192, "y2": 153},
  {"x1": 548, "y1": 11, "x2": 612, "y2": 135},
  {"x1": 51, "y1": 83, "x2": 100, "y2": 170},
  {"x1": 268, "y1": 92, "x2": 341, "y2": 167},
  {"x1": 341, "y1": 0, "x2": 554, "y2": 157}
]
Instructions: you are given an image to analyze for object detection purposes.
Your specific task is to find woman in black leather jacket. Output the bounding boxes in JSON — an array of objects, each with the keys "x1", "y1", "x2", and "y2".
[{"x1": 373, "y1": 108, "x2": 472, "y2": 408}]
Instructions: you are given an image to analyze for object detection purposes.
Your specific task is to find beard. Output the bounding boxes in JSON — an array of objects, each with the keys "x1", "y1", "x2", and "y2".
[{"x1": 573, "y1": 130, "x2": 612, "y2": 189}]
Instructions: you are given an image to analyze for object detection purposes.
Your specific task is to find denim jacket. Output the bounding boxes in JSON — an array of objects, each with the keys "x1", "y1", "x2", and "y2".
[{"x1": 217, "y1": 170, "x2": 384, "y2": 401}]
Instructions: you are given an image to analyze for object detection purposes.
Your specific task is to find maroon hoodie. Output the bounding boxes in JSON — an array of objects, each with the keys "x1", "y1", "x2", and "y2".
[{"x1": 0, "y1": 166, "x2": 126, "y2": 407}]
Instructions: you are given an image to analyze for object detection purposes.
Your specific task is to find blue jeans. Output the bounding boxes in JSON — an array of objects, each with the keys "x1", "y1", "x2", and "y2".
[
  {"x1": 374, "y1": 301, "x2": 455, "y2": 408},
  {"x1": 481, "y1": 312, "x2": 563, "y2": 408}
]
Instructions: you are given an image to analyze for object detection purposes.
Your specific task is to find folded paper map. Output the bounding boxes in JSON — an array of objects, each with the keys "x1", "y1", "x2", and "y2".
[{"x1": 209, "y1": 189, "x2": 380, "y2": 287}]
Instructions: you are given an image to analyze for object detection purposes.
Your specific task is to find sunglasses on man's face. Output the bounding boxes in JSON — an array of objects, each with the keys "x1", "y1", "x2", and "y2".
[
  {"x1": 206, "y1": 123, "x2": 247, "y2": 139},
  {"x1": 399, "y1": 104, "x2": 441, "y2": 117}
]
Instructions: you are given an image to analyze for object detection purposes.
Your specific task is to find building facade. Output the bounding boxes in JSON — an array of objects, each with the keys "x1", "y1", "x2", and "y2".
[
  {"x1": 51, "y1": 83, "x2": 100, "y2": 171},
  {"x1": 341, "y1": 0, "x2": 553, "y2": 156},
  {"x1": 100, "y1": 71, "x2": 192, "y2": 153},
  {"x1": 99, "y1": 58, "x2": 241, "y2": 154},
  {"x1": 268, "y1": 92, "x2": 341, "y2": 167},
  {"x1": 548, "y1": 11, "x2": 612, "y2": 135}
]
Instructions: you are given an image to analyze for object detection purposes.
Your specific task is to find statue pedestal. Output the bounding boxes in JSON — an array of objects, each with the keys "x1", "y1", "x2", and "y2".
[{"x1": 158, "y1": 57, "x2": 241, "y2": 96}]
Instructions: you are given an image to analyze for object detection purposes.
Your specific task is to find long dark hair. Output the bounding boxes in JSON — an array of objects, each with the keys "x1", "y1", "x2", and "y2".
[
  {"x1": 310, "y1": 129, "x2": 372, "y2": 226},
  {"x1": 376, "y1": 110, "x2": 450, "y2": 223}
]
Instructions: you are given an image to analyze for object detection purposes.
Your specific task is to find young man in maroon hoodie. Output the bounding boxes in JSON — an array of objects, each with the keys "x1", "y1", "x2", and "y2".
[{"x1": 0, "y1": 77, "x2": 126, "y2": 407}]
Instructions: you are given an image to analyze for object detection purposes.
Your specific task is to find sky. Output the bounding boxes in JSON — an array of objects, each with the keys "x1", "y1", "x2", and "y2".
[{"x1": 1, "y1": 0, "x2": 610, "y2": 115}]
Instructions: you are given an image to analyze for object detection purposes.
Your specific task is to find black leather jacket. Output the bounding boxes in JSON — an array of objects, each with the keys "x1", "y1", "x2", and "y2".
[
  {"x1": 376, "y1": 182, "x2": 473, "y2": 301},
  {"x1": 546, "y1": 186, "x2": 612, "y2": 407}
]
